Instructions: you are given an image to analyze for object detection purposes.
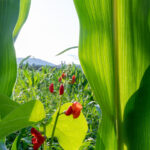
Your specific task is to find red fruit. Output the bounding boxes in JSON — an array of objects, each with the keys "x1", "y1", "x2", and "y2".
[
  {"x1": 31, "y1": 128, "x2": 45, "y2": 150},
  {"x1": 65, "y1": 106, "x2": 73, "y2": 116},
  {"x1": 58, "y1": 77, "x2": 62, "y2": 82},
  {"x1": 72, "y1": 75, "x2": 75, "y2": 81},
  {"x1": 59, "y1": 84, "x2": 64, "y2": 95},
  {"x1": 72, "y1": 102, "x2": 82, "y2": 118},
  {"x1": 65, "y1": 102, "x2": 82, "y2": 119},
  {"x1": 73, "y1": 111, "x2": 81, "y2": 118},
  {"x1": 62, "y1": 73, "x2": 66, "y2": 79},
  {"x1": 49, "y1": 83, "x2": 54, "y2": 93},
  {"x1": 71, "y1": 75, "x2": 76, "y2": 84}
]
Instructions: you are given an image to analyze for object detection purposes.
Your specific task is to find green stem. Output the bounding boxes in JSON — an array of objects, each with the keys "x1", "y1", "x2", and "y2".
[
  {"x1": 49, "y1": 96, "x2": 62, "y2": 150},
  {"x1": 43, "y1": 123, "x2": 47, "y2": 150}
]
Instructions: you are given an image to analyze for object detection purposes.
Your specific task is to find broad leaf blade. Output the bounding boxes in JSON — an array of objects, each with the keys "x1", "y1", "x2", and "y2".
[
  {"x1": 0, "y1": 100, "x2": 45, "y2": 138},
  {"x1": 0, "y1": 94, "x2": 20, "y2": 119},
  {"x1": 74, "y1": 0, "x2": 150, "y2": 149},
  {"x1": 124, "y1": 66, "x2": 150, "y2": 150},
  {"x1": 0, "y1": 0, "x2": 31, "y2": 96},
  {"x1": 0, "y1": 0, "x2": 20, "y2": 96},
  {"x1": 44, "y1": 103, "x2": 88, "y2": 150},
  {"x1": 0, "y1": 0, "x2": 31, "y2": 97}
]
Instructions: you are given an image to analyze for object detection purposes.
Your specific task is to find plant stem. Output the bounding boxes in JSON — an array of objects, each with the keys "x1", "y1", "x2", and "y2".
[
  {"x1": 43, "y1": 123, "x2": 47, "y2": 150},
  {"x1": 49, "y1": 96, "x2": 62, "y2": 150}
]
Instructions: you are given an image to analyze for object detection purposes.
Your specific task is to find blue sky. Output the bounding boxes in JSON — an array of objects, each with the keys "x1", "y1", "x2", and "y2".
[{"x1": 15, "y1": 0, "x2": 80, "y2": 65}]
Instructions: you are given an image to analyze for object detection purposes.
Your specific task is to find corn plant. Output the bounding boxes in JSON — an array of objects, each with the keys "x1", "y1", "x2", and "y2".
[
  {"x1": 0, "y1": 1, "x2": 88, "y2": 149},
  {"x1": 0, "y1": 0, "x2": 46, "y2": 142},
  {"x1": 74, "y1": 0, "x2": 150, "y2": 150}
]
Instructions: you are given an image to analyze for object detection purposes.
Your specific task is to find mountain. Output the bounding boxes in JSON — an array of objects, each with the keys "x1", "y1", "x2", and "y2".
[{"x1": 17, "y1": 57, "x2": 55, "y2": 67}]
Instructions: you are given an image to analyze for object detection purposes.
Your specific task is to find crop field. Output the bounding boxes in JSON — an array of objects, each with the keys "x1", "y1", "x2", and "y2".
[
  {"x1": 1, "y1": 0, "x2": 150, "y2": 149},
  {"x1": 6, "y1": 64, "x2": 100, "y2": 150}
]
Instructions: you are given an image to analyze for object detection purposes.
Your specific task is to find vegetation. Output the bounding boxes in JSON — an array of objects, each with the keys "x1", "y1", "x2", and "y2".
[
  {"x1": 0, "y1": 0, "x2": 150, "y2": 150},
  {"x1": 5, "y1": 64, "x2": 100, "y2": 149}
]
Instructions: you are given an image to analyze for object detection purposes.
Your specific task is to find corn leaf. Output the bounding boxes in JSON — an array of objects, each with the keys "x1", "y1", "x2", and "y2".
[
  {"x1": 13, "y1": 0, "x2": 31, "y2": 40},
  {"x1": 42, "y1": 103, "x2": 88, "y2": 150},
  {"x1": 0, "y1": 99, "x2": 45, "y2": 138},
  {"x1": 56, "y1": 46, "x2": 78, "y2": 56},
  {"x1": 0, "y1": 0, "x2": 36, "y2": 139},
  {"x1": 0, "y1": 0, "x2": 19, "y2": 96},
  {"x1": 19, "y1": 55, "x2": 31, "y2": 67},
  {"x1": 124, "y1": 66, "x2": 150, "y2": 150},
  {"x1": 0, "y1": 0, "x2": 31, "y2": 97},
  {"x1": 73, "y1": 0, "x2": 150, "y2": 149}
]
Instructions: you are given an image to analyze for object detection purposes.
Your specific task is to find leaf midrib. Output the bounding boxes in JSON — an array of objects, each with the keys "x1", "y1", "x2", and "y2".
[{"x1": 113, "y1": 0, "x2": 123, "y2": 149}]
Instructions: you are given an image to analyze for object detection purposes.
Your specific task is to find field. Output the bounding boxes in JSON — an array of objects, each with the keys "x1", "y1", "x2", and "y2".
[{"x1": 6, "y1": 64, "x2": 100, "y2": 150}]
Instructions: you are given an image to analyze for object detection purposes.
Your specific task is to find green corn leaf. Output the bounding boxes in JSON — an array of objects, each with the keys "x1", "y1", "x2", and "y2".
[
  {"x1": 0, "y1": 0, "x2": 31, "y2": 97},
  {"x1": 124, "y1": 66, "x2": 150, "y2": 150},
  {"x1": 73, "y1": 0, "x2": 150, "y2": 149},
  {"x1": 0, "y1": 100, "x2": 45, "y2": 138},
  {"x1": 19, "y1": 55, "x2": 31, "y2": 67},
  {"x1": 56, "y1": 46, "x2": 78, "y2": 56},
  {"x1": 13, "y1": 0, "x2": 31, "y2": 40},
  {"x1": 42, "y1": 103, "x2": 88, "y2": 150},
  {"x1": 0, "y1": 0, "x2": 19, "y2": 96},
  {"x1": 0, "y1": 94, "x2": 20, "y2": 119}
]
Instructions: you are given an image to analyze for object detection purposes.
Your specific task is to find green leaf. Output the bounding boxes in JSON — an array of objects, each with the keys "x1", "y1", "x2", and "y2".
[
  {"x1": 11, "y1": 136, "x2": 19, "y2": 150},
  {"x1": 0, "y1": 0, "x2": 31, "y2": 97},
  {"x1": 13, "y1": 0, "x2": 31, "y2": 40},
  {"x1": 43, "y1": 103, "x2": 88, "y2": 150},
  {"x1": 124, "y1": 66, "x2": 150, "y2": 150},
  {"x1": 19, "y1": 55, "x2": 32, "y2": 67},
  {"x1": 0, "y1": 0, "x2": 19, "y2": 96},
  {"x1": 56, "y1": 46, "x2": 78, "y2": 56},
  {"x1": 0, "y1": 94, "x2": 20, "y2": 119},
  {"x1": 0, "y1": 100, "x2": 45, "y2": 138},
  {"x1": 73, "y1": 0, "x2": 150, "y2": 149}
]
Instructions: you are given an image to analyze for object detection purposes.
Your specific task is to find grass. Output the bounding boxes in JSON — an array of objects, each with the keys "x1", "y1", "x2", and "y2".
[{"x1": 7, "y1": 63, "x2": 100, "y2": 150}]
